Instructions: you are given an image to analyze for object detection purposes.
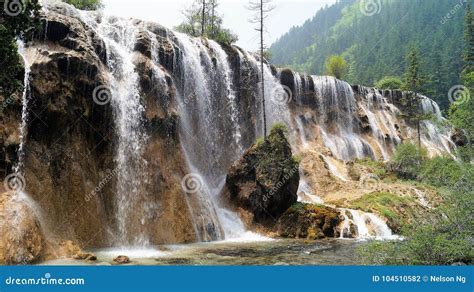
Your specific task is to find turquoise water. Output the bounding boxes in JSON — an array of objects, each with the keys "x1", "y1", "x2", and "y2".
[{"x1": 41, "y1": 239, "x2": 367, "y2": 266}]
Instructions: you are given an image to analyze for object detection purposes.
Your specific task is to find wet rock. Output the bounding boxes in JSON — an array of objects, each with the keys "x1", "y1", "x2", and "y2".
[
  {"x1": 0, "y1": 192, "x2": 46, "y2": 264},
  {"x1": 73, "y1": 252, "x2": 97, "y2": 261},
  {"x1": 56, "y1": 240, "x2": 82, "y2": 258},
  {"x1": 113, "y1": 255, "x2": 130, "y2": 264},
  {"x1": 276, "y1": 203, "x2": 340, "y2": 240},
  {"x1": 226, "y1": 125, "x2": 300, "y2": 226},
  {"x1": 451, "y1": 129, "x2": 469, "y2": 147}
]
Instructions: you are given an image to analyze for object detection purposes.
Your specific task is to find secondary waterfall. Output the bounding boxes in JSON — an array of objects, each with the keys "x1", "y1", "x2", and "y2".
[
  {"x1": 79, "y1": 12, "x2": 152, "y2": 246},
  {"x1": 14, "y1": 41, "x2": 32, "y2": 176}
]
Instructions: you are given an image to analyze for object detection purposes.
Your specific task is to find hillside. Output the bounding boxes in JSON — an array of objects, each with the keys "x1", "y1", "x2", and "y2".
[{"x1": 270, "y1": 0, "x2": 467, "y2": 109}]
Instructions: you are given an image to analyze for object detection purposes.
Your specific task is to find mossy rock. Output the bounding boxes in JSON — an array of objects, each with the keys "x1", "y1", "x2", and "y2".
[
  {"x1": 276, "y1": 202, "x2": 341, "y2": 240},
  {"x1": 226, "y1": 125, "x2": 300, "y2": 226}
]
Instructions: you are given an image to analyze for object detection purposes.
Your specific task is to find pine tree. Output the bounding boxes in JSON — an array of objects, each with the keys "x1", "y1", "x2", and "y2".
[
  {"x1": 402, "y1": 47, "x2": 426, "y2": 147},
  {"x1": 463, "y1": 1, "x2": 474, "y2": 76}
]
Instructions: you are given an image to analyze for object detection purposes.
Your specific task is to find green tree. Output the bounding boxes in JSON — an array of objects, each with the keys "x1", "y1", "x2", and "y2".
[
  {"x1": 0, "y1": 0, "x2": 41, "y2": 96},
  {"x1": 324, "y1": 55, "x2": 348, "y2": 79},
  {"x1": 449, "y1": 2, "x2": 474, "y2": 155},
  {"x1": 374, "y1": 76, "x2": 403, "y2": 89},
  {"x1": 63, "y1": 0, "x2": 103, "y2": 10},
  {"x1": 402, "y1": 47, "x2": 427, "y2": 147},
  {"x1": 175, "y1": 0, "x2": 238, "y2": 45},
  {"x1": 463, "y1": 1, "x2": 474, "y2": 76},
  {"x1": 390, "y1": 142, "x2": 427, "y2": 180}
]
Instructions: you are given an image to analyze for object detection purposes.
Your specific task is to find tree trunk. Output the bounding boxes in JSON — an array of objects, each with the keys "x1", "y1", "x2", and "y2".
[
  {"x1": 201, "y1": 0, "x2": 206, "y2": 36},
  {"x1": 417, "y1": 120, "x2": 421, "y2": 148},
  {"x1": 260, "y1": 0, "x2": 267, "y2": 139},
  {"x1": 211, "y1": 4, "x2": 215, "y2": 38}
]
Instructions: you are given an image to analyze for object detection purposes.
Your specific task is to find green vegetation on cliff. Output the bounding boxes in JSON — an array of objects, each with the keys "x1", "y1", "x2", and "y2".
[
  {"x1": 270, "y1": 0, "x2": 467, "y2": 109},
  {"x1": 226, "y1": 124, "x2": 300, "y2": 225},
  {"x1": 359, "y1": 143, "x2": 474, "y2": 265},
  {"x1": 0, "y1": 0, "x2": 40, "y2": 97}
]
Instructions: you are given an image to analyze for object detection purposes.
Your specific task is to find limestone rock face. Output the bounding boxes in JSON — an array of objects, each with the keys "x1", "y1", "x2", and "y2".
[
  {"x1": 0, "y1": 193, "x2": 45, "y2": 264},
  {"x1": 226, "y1": 126, "x2": 300, "y2": 226},
  {"x1": 276, "y1": 203, "x2": 341, "y2": 240}
]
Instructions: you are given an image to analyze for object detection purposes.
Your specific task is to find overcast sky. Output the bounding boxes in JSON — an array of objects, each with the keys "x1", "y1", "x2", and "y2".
[{"x1": 102, "y1": 0, "x2": 337, "y2": 51}]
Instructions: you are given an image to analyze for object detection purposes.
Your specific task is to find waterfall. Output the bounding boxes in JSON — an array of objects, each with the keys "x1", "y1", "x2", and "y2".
[
  {"x1": 79, "y1": 12, "x2": 151, "y2": 246},
  {"x1": 14, "y1": 41, "x2": 32, "y2": 176},
  {"x1": 23, "y1": 2, "x2": 456, "y2": 248},
  {"x1": 312, "y1": 76, "x2": 374, "y2": 161},
  {"x1": 338, "y1": 209, "x2": 398, "y2": 240},
  {"x1": 172, "y1": 33, "x2": 257, "y2": 241}
]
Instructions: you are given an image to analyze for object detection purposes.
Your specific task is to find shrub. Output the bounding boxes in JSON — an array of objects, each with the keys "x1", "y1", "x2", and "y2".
[
  {"x1": 419, "y1": 156, "x2": 464, "y2": 188},
  {"x1": 374, "y1": 76, "x2": 403, "y2": 90},
  {"x1": 390, "y1": 142, "x2": 427, "y2": 180},
  {"x1": 324, "y1": 55, "x2": 348, "y2": 79}
]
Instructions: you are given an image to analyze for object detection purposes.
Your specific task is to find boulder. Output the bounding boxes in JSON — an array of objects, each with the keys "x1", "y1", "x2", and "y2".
[
  {"x1": 226, "y1": 125, "x2": 300, "y2": 226},
  {"x1": 451, "y1": 128, "x2": 469, "y2": 147},
  {"x1": 276, "y1": 203, "x2": 341, "y2": 240},
  {"x1": 0, "y1": 192, "x2": 45, "y2": 264},
  {"x1": 113, "y1": 255, "x2": 130, "y2": 264}
]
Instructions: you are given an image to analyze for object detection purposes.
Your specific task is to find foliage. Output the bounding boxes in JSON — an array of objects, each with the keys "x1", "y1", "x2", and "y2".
[
  {"x1": 359, "y1": 155, "x2": 474, "y2": 265},
  {"x1": 390, "y1": 142, "x2": 428, "y2": 180},
  {"x1": 403, "y1": 47, "x2": 424, "y2": 93},
  {"x1": 463, "y1": 1, "x2": 474, "y2": 75},
  {"x1": 374, "y1": 76, "x2": 403, "y2": 90},
  {"x1": 270, "y1": 0, "x2": 465, "y2": 109},
  {"x1": 419, "y1": 156, "x2": 464, "y2": 188},
  {"x1": 0, "y1": 25, "x2": 23, "y2": 95},
  {"x1": 63, "y1": 0, "x2": 103, "y2": 10},
  {"x1": 175, "y1": 0, "x2": 238, "y2": 45},
  {"x1": 449, "y1": 4, "x2": 474, "y2": 142},
  {"x1": 359, "y1": 224, "x2": 473, "y2": 265},
  {"x1": 350, "y1": 192, "x2": 418, "y2": 231},
  {"x1": 0, "y1": 0, "x2": 40, "y2": 96},
  {"x1": 324, "y1": 55, "x2": 348, "y2": 79}
]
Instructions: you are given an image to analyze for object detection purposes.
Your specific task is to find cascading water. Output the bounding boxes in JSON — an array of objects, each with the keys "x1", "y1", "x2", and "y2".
[
  {"x1": 312, "y1": 76, "x2": 374, "y2": 161},
  {"x1": 79, "y1": 12, "x2": 151, "y2": 246},
  {"x1": 17, "y1": 2, "x2": 456, "y2": 249},
  {"x1": 14, "y1": 41, "x2": 32, "y2": 176},
  {"x1": 171, "y1": 33, "x2": 255, "y2": 241},
  {"x1": 338, "y1": 209, "x2": 398, "y2": 240}
]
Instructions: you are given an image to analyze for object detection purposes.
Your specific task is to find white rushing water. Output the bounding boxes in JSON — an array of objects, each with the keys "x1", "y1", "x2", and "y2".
[
  {"x1": 79, "y1": 11, "x2": 151, "y2": 246},
  {"x1": 14, "y1": 41, "x2": 32, "y2": 175},
  {"x1": 30, "y1": 2, "x2": 453, "y2": 247}
]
